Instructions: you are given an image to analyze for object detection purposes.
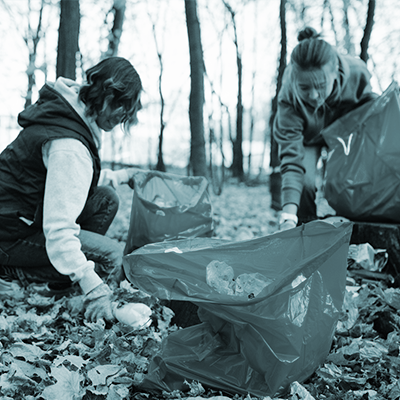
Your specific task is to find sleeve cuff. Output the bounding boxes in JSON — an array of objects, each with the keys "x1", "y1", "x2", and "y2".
[
  {"x1": 281, "y1": 187, "x2": 302, "y2": 209},
  {"x1": 78, "y1": 268, "x2": 104, "y2": 295}
]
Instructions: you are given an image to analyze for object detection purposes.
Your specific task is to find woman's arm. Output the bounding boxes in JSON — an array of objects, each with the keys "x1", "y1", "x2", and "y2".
[
  {"x1": 42, "y1": 138, "x2": 103, "y2": 294},
  {"x1": 273, "y1": 99, "x2": 307, "y2": 210}
]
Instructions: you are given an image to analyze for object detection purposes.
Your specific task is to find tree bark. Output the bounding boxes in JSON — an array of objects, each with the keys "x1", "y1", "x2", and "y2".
[
  {"x1": 223, "y1": 1, "x2": 243, "y2": 180},
  {"x1": 269, "y1": 0, "x2": 287, "y2": 211},
  {"x1": 247, "y1": 0, "x2": 258, "y2": 178},
  {"x1": 185, "y1": 0, "x2": 207, "y2": 177},
  {"x1": 56, "y1": 0, "x2": 80, "y2": 80},
  {"x1": 24, "y1": 0, "x2": 45, "y2": 108},
  {"x1": 360, "y1": 0, "x2": 375, "y2": 63},
  {"x1": 156, "y1": 51, "x2": 166, "y2": 172},
  {"x1": 232, "y1": 37, "x2": 244, "y2": 180}
]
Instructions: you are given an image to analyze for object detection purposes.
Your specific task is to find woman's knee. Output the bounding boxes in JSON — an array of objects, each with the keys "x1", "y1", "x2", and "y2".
[
  {"x1": 95, "y1": 186, "x2": 120, "y2": 213},
  {"x1": 78, "y1": 186, "x2": 120, "y2": 234}
]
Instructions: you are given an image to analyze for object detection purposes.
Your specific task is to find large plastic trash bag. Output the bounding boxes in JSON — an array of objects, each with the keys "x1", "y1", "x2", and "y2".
[
  {"x1": 321, "y1": 81, "x2": 400, "y2": 222},
  {"x1": 123, "y1": 220, "x2": 353, "y2": 397},
  {"x1": 124, "y1": 170, "x2": 213, "y2": 255}
]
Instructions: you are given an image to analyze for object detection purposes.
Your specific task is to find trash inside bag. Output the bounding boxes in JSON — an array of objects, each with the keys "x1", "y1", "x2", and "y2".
[
  {"x1": 123, "y1": 220, "x2": 353, "y2": 397},
  {"x1": 206, "y1": 260, "x2": 272, "y2": 298},
  {"x1": 322, "y1": 81, "x2": 400, "y2": 222},
  {"x1": 124, "y1": 170, "x2": 213, "y2": 254},
  {"x1": 347, "y1": 243, "x2": 388, "y2": 272}
]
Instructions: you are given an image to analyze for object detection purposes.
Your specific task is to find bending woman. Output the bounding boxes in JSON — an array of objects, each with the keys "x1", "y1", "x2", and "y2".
[
  {"x1": 0, "y1": 57, "x2": 142, "y2": 321},
  {"x1": 274, "y1": 27, "x2": 377, "y2": 230}
]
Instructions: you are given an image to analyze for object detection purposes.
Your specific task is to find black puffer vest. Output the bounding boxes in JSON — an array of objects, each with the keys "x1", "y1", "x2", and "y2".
[{"x1": 0, "y1": 84, "x2": 101, "y2": 241}]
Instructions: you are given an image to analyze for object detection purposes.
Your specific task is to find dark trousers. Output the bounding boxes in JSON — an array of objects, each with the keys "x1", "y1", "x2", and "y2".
[{"x1": 0, "y1": 186, "x2": 122, "y2": 286}]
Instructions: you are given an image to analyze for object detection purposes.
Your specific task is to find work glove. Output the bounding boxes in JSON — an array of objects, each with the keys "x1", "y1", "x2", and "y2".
[
  {"x1": 278, "y1": 212, "x2": 298, "y2": 232},
  {"x1": 99, "y1": 169, "x2": 130, "y2": 189},
  {"x1": 84, "y1": 283, "x2": 115, "y2": 322},
  {"x1": 279, "y1": 219, "x2": 297, "y2": 231}
]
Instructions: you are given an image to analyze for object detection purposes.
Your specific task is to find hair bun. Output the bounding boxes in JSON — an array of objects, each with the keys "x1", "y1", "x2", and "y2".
[{"x1": 297, "y1": 27, "x2": 320, "y2": 42}]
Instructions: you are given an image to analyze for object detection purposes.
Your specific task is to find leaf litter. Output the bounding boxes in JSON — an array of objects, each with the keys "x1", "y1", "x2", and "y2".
[{"x1": 1, "y1": 182, "x2": 400, "y2": 400}]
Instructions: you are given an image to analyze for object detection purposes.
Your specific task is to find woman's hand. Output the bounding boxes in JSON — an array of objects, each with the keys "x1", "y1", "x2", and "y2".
[
  {"x1": 84, "y1": 283, "x2": 115, "y2": 322},
  {"x1": 99, "y1": 169, "x2": 130, "y2": 189},
  {"x1": 279, "y1": 219, "x2": 297, "y2": 231},
  {"x1": 278, "y1": 210, "x2": 298, "y2": 231}
]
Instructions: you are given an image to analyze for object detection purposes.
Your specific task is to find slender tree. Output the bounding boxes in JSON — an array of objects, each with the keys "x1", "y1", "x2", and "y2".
[
  {"x1": 247, "y1": 0, "x2": 258, "y2": 178},
  {"x1": 24, "y1": 0, "x2": 45, "y2": 108},
  {"x1": 222, "y1": 0, "x2": 244, "y2": 180},
  {"x1": 56, "y1": 0, "x2": 80, "y2": 80},
  {"x1": 104, "y1": 0, "x2": 126, "y2": 58},
  {"x1": 326, "y1": 0, "x2": 339, "y2": 46},
  {"x1": 342, "y1": 0, "x2": 354, "y2": 55},
  {"x1": 185, "y1": 0, "x2": 207, "y2": 177},
  {"x1": 269, "y1": 0, "x2": 287, "y2": 211},
  {"x1": 149, "y1": 14, "x2": 166, "y2": 172},
  {"x1": 360, "y1": 0, "x2": 375, "y2": 62}
]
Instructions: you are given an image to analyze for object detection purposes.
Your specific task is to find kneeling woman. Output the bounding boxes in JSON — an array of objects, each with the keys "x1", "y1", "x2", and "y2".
[{"x1": 0, "y1": 57, "x2": 142, "y2": 321}]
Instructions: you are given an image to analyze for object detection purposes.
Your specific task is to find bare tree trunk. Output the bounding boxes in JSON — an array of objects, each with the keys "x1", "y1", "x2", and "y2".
[
  {"x1": 156, "y1": 49, "x2": 166, "y2": 172},
  {"x1": 320, "y1": 0, "x2": 328, "y2": 29},
  {"x1": 146, "y1": 4, "x2": 166, "y2": 171},
  {"x1": 223, "y1": 1, "x2": 243, "y2": 180},
  {"x1": 327, "y1": 1, "x2": 339, "y2": 46},
  {"x1": 24, "y1": 0, "x2": 45, "y2": 108},
  {"x1": 104, "y1": 0, "x2": 126, "y2": 58},
  {"x1": 342, "y1": 0, "x2": 354, "y2": 55},
  {"x1": 269, "y1": 0, "x2": 287, "y2": 211},
  {"x1": 185, "y1": 0, "x2": 207, "y2": 177},
  {"x1": 360, "y1": 0, "x2": 375, "y2": 62},
  {"x1": 247, "y1": 0, "x2": 258, "y2": 179},
  {"x1": 56, "y1": 0, "x2": 80, "y2": 80}
]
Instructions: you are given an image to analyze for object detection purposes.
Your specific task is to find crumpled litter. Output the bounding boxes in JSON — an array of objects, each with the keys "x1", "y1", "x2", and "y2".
[
  {"x1": 347, "y1": 243, "x2": 388, "y2": 272},
  {"x1": 206, "y1": 260, "x2": 272, "y2": 298},
  {"x1": 112, "y1": 303, "x2": 152, "y2": 329}
]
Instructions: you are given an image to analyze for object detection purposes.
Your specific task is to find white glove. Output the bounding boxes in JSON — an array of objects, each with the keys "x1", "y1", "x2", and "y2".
[
  {"x1": 279, "y1": 219, "x2": 297, "y2": 231},
  {"x1": 278, "y1": 212, "x2": 298, "y2": 231},
  {"x1": 99, "y1": 169, "x2": 130, "y2": 189}
]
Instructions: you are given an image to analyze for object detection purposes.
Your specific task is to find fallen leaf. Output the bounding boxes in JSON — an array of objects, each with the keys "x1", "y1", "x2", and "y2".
[
  {"x1": 41, "y1": 365, "x2": 84, "y2": 400},
  {"x1": 8, "y1": 342, "x2": 46, "y2": 362},
  {"x1": 87, "y1": 364, "x2": 122, "y2": 386},
  {"x1": 54, "y1": 354, "x2": 88, "y2": 370}
]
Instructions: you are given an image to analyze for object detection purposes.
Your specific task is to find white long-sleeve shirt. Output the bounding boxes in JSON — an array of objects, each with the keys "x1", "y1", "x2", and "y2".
[{"x1": 41, "y1": 78, "x2": 104, "y2": 294}]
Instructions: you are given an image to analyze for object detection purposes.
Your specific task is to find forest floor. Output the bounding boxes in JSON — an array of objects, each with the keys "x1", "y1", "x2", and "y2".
[{"x1": 0, "y1": 176, "x2": 399, "y2": 400}]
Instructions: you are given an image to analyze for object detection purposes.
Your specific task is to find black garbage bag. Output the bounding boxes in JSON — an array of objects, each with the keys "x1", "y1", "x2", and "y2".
[
  {"x1": 123, "y1": 220, "x2": 353, "y2": 397},
  {"x1": 322, "y1": 81, "x2": 400, "y2": 222},
  {"x1": 124, "y1": 170, "x2": 213, "y2": 255}
]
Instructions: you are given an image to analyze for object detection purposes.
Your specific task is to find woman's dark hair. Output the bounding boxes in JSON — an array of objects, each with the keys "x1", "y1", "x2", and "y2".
[
  {"x1": 291, "y1": 27, "x2": 337, "y2": 71},
  {"x1": 79, "y1": 57, "x2": 143, "y2": 131}
]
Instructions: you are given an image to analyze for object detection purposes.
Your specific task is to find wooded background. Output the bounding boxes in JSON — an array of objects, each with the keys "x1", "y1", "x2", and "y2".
[{"x1": 0, "y1": 0, "x2": 398, "y2": 199}]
